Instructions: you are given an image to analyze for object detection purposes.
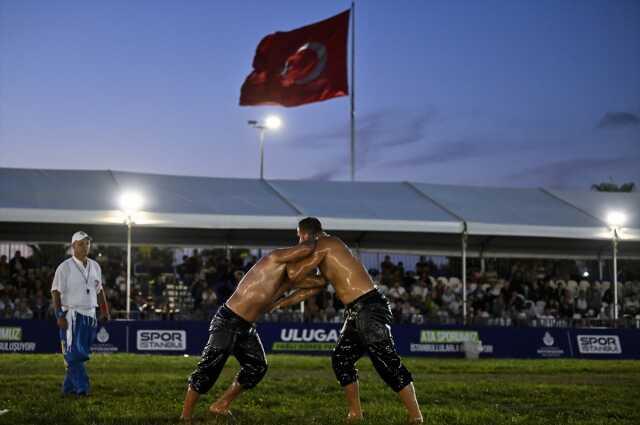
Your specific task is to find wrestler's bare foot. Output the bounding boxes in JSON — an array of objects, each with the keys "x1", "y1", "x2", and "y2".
[
  {"x1": 344, "y1": 382, "x2": 363, "y2": 423},
  {"x1": 209, "y1": 404, "x2": 235, "y2": 424},
  {"x1": 180, "y1": 386, "x2": 200, "y2": 423},
  {"x1": 208, "y1": 380, "x2": 243, "y2": 421},
  {"x1": 208, "y1": 400, "x2": 231, "y2": 417},
  {"x1": 346, "y1": 412, "x2": 364, "y2": 423},
  {"x1": 398, "y1": 383, "x2": 423, "y2": 424}
]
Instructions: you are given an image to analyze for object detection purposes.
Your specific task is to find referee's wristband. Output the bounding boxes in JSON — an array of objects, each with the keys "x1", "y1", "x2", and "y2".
[{"x1": 55, "y1": 309, "x2": 66, "y2": 320}]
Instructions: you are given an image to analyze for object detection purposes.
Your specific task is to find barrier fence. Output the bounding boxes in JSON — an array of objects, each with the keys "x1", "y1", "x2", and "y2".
[{"x1": 1, "y1": 320, "x2": 639, "y2": 359}]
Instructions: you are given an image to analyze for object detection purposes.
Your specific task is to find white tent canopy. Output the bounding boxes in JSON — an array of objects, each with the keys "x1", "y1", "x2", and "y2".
[
  {"x1": 267, "y1": 180, "x2": 462, "y2": 233},
  {"x1": 1, "y1": 167, "x2": 638, "y2": 258},
  {"x1": 411, "y1": 183, "x2": 607, "y2": 239},
  {"x1": 546, "y1": 189, "x2": 640, "y2": 241}
]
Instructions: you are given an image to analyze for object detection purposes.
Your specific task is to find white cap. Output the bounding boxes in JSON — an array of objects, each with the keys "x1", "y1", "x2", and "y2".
[{"x1": 71, "y1": 231, "x2": 92, "y2": 244}]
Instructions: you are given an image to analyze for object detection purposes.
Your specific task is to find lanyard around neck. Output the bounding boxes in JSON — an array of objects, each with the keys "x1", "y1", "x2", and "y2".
[{"x1": 72, "y1": 259, "x2": 91, "y2": 293}]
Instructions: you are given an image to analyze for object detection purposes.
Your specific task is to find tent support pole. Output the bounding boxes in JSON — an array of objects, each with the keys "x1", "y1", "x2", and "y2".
[
  {"x1": 462, "y1": 228, "x2": 468, "y2": 325},
  {"x1": 597, "y1": 252, "x2": 603, "y2": 281}
]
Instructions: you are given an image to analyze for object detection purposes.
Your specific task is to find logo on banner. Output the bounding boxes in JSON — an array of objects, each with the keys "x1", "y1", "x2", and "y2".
[
  {"x1": 91, "y1": 326, "x2": 119, "y2": 353},
  {"x1": 137, "y1": 330, "x2": 186, "y2": 351},
  {"x1": 409, "y1": 330, "x2": 493, "y2": 354},
  {"x1": 0, "y1": 326, "x2": 36, "y2": 352},
  {"x1": 537, "y1": 331, "x2": 565, "y2": 357},
  {"x1": 96, "y1": 327, "x2": 110, "y2": 343},
  {"x1": 273, "y1": 328, "x2": 339, "y2": 351},
  {"x1": 577, "y1": 335, "x2": 622, "y2": 354},
  {"x1": 0, "y1": 327, "x2": 22, "y2": 341}
]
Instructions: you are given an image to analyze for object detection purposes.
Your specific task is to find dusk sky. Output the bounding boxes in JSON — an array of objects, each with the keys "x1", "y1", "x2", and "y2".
[{"x1": 1, "y1": 0, "x2": 638, "y2": 189}]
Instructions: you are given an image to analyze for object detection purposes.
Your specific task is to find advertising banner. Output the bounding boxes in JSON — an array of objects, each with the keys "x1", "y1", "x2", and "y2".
[
  {"x1": 126, "y1": 321, "x2": 209, "y2": 355},
  {"x1": 400, "y1": 328, "x2": 489, "y2": 357},
  {"x1": 91, "y1": 322, "x2": 128, "y2": 354},
  {"x1": 2, "y1": 319, "x2": 639, "y2": 359},
  {"x1": 570, "y1": 328, "x2": 640, "y2": 359},
  {"x1": 257, "y1": 323, "x2": 341, "y2": 354},
  {"x1": 136, "y1": 330, "x2": 188, "y2": 351},
  {"x1": 391, "y1": 326, "x2": 574, "y2": 358},
  {"x1": 0, "y1": 320, "x2": 58, "y2": 353}
]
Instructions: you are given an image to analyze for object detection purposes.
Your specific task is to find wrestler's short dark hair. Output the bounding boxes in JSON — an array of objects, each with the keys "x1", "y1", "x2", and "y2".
[{"x1": 298, "y1": 217, "x2": 322, "y2": 236}]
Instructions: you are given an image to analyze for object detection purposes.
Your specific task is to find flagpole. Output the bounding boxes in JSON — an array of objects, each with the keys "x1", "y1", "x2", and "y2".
[{"x1": 350, "y1": 1, "x2": 356, "y2": 181}]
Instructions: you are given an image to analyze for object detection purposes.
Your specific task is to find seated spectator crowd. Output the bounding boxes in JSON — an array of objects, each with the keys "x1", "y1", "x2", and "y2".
[{"x1": 370, "y1": 257, "x2": 640, "y2": 326}]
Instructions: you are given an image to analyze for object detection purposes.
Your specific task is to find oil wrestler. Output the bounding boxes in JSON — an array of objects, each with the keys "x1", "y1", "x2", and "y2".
[
  {"x1": 272, "y1": 217, "x2": 423, "y2": 424},
  {"x1": 180, "y1": 240, "x2": 324, "y2": 421}
]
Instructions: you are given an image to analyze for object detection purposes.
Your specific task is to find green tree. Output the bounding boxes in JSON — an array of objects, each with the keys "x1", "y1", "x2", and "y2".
[{"x1": 590, "y1": 182, "x2": 635, "y2": 192}]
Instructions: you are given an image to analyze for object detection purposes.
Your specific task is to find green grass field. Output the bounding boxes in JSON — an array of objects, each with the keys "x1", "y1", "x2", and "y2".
[{"x1": 0, "y1": 354, "x2": 638, "y2": 425}]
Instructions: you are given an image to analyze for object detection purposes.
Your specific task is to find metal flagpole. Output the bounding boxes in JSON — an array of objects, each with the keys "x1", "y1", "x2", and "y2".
[
  {"x1": 350, "y1": 1, "x2": 356, "y2": 181},
  {"x1": 259, "y1": 128, "x2": 265, "y2": 180}
]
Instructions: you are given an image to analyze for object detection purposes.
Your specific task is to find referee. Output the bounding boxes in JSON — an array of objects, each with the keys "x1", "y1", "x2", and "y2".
[{"x1": 51, "y1": 231, "x2": 110, "y2": 396}]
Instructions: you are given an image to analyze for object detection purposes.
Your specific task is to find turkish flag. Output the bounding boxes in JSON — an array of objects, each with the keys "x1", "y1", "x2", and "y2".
[{"x1": 240, "y1": 10, "x2": 350, "y2": 107}]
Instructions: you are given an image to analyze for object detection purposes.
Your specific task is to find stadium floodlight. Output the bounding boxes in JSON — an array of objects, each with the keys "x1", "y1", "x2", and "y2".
[
  {"x1": 605, "y1": 210, "x2": 626, "y2": 322},
  {"x1": 606, "y1": 211, "x2": 626, "y2": 229},
  {"x1": 265, "y1": 115, "x2": 282, "y2": 130},
  {"x1": 248, "y1": 116, "x2": 283, "y2": 179},
  {"x1": 119, "y1": 192, "x2": 144, "y2": 218},
  {"x1": 119, "y1": 191, "x2": 144, "y2": 320}
]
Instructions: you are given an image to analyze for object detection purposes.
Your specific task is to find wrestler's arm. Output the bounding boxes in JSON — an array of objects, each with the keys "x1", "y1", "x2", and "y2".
[
  {"x1": 292, "y1": 274, "x2": 326, "y2": 289},
  {"x1": 271, "y1": 280, "x2": 294, "y2": 303},
  {"x1": 287, "y1": 250, "x2": 325, "y2": 283},
  {"x1": 270, "y1": 275, "x2": 326, "y2": 305},
  {"x1": 270, "y1": 287, "x2": 324, "y2": 312},
  {"x1": 269, "y1": 240, "x2": 316, "y2": 264}
]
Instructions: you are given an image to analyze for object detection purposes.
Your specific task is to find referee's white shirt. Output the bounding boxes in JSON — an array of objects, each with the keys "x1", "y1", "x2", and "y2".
[{"x1": 51, "y1": 256, "x2": 103, "y2": 318}]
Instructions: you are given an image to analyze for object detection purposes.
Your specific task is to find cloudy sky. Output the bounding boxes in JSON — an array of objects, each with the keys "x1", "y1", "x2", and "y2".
[{"x1": 1, "y1": 0, "x2": 638, "y2": 189}]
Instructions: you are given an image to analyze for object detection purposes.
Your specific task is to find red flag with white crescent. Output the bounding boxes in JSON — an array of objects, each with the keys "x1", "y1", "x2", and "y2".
[{"x1": 240, "y1": 10, "x2": 349, "y2": 107}]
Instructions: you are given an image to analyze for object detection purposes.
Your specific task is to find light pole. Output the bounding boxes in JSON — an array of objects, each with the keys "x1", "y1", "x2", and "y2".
[
  {"x1": 606, "y1": 211, "x2": 626, "y2": 322},
  {"x1": 462, "y1": 230, "x2": 468, "y2": 324},
  {"x1": 248, "y1": 116, "x2": 282, "y2": 179},
  {"x1": 119, "y1": 192, "x2": 143, "y2": 320}
]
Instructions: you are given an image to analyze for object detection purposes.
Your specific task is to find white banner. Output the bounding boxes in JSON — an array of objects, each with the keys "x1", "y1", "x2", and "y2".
[
  {"x1": 577, "y1": 335, "x2": 622, "y2": 354},
  {"x1": 136, "y1": 330, "x2": 186, "y2": 351}
]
